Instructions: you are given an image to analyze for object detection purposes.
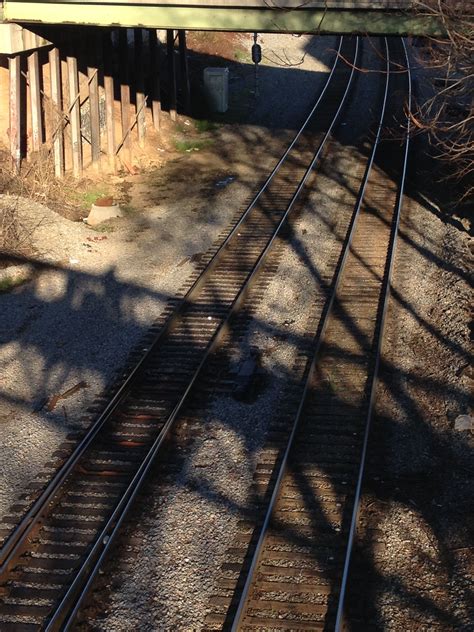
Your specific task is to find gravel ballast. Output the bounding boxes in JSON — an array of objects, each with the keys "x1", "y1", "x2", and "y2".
[
  {"x1": 349, "y1": 179, "x2": 472, "y2": 630},
  {"x1": 80, "y1": 142, "x2": 372, "y2": 632},
  {"x1": 79, "y1": 37, "x2": 384, "y2": 631},
  {"x1": 0, "y1": 35, "x2": 335, "y2": 519}
]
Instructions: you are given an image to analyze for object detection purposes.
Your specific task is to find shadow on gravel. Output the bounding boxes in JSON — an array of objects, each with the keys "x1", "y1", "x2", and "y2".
[
  {"x1": 0, "y1": 34, "x2": 337, "y2": 418},
  {"x1": 0, "y1": 254, "x2": 175, "y2": 413},
  {"x1": 0, "y1": 33, "x2": 471, "y2": 632}
]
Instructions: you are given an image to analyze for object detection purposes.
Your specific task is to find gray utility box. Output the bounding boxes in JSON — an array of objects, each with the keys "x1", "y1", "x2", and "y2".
[{"x1": 203, "y1": 67, "x2": 229, "y2": 113}]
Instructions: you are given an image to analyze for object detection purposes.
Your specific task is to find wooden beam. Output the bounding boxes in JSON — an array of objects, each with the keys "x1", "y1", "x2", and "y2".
[
  {"x1": 27, "y1": 50, "x2": 43, "y2": 154},
  {"x1": 166, "y1": 29, "x2": 177, "y2": 122},
  {"x1": 48, "y1": 46, "x2": 65, "y2": 177},
  {"x1": 119, "y1": 28, "x2": 132, "y2": 165},
  {"x1": 178, "y1": 30, "x2": 190, "y2": 115},
  {"x1": 149, "y1": 29, "x2": 161, "y2": 131},
  {"x1": 88, "y1": 29, "x2": 101, "y2": 170},
  {"x1": 9, "y1": 54, "x2": 22, "y2": 173},
  {"x1": 103, "y1": 28, "x2": 116, "y2": 172},
  {"x1": 134, "y1": 28, "x2": 146, "y2": 147},
  {"x1": 67, "y1": 53, "x2": 82, "y2": 177},
  {"x1": 0, "y1": 23, "x2": 51, "y2": 55}
]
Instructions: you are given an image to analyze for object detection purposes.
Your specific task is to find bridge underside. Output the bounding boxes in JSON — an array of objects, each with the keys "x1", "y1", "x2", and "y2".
[{"x1": 2, "y1": 2, "x2": 442, "y2": 36}]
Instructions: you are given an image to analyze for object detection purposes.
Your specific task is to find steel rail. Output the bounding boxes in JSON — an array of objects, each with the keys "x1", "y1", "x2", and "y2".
[
  {"x1": 43, "y1": 38, "x2": 360, "y2": 632},
  {"x1": 34, "y1": 39, "x2": 362, "y2": 631},
  {"x1": 229, "y1": 36, "x2": 391, "y2": 632},
  {"x1": 49, "y1": 37, "x2": 360, "y2": 632},
  {"x1": 334, "y1": 37, "x2": 412, "y2": 631},
  {"x1": 0, "y1": 37, "x2": 346, "y2": 573}
]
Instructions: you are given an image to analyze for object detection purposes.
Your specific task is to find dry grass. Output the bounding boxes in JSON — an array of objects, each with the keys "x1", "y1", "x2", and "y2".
[
  {"x1": 0, "y1": 196, "x2": 40, "y2": 260},
  {"x1": 0, "y1": 150, "x2": 87, "y2": 223},
  {"x1": 0, "y1": 152, "x2": 69, "y2": 259},
  {"x1": 1, "y1": 197, "x2": 22, "y2": 254}
]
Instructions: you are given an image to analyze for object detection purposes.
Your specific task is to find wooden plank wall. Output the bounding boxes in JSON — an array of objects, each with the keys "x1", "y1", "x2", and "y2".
[{"x1": 4, "y1": 26, "x2": 190, "y2": 176}]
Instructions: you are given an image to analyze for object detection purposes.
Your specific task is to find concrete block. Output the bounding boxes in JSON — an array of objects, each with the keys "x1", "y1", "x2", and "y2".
[{"x1": 86, "y1": 202, "x2": 123, "y2": 226}]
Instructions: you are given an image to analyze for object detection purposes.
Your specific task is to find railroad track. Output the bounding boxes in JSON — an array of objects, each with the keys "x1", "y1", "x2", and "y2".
[
  {"x1": 209, "y1": 38, "x2": 412, "y2": 632},
  {"x1": 0, "y1": 37, "x2": 360, "y2": 631}
]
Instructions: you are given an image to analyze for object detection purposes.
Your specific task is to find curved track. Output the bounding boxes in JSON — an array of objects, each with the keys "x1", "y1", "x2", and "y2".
[
  {"x1": 0, "y1": 37, "x2": 360, "y2": 632},
  {"x1": 225, "y1": 37, "x2": 412, "y2": 632}
]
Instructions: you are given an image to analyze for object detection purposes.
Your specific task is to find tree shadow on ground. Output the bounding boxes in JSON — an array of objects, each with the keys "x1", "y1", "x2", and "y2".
[{"x1": 0, "y1": 34, "x2": 471, "y2": 631}]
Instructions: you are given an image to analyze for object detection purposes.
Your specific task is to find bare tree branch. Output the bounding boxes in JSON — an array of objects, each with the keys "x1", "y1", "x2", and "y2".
[{"x1": 411, "y1": 1, "x2": 473, "y2": 201}]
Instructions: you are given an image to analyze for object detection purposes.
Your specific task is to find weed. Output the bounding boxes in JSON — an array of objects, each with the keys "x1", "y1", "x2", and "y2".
[
  {"x1": 79, "y1": 189, "x2": 108, "y2": 210},
  {"x1": 0, "y1": 275, "x2": 27, "y2": 293},
  {"x1": 71, "y1": 184, "x2": 112, "y2": 212},
  {"x1": 174, "y1": 122, "x2": 189, "y2": 134},
  {"x1": 194, "y1": 119, "x2": 218, "y2": 133},
  {"x1": 174, "y1": 138, "x2": 213, "y2": 153},
  {"x1": 90, "y1": 223, "x2": 116, "y2": 233}
]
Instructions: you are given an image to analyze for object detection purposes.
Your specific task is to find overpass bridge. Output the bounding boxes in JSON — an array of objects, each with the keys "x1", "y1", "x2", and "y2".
[
  {"x1": 0, "y1": 1, "x2": 441, "y2": 177},
  {"x1": 1, "y1": 1, "x2": 441, "y2": 36}
]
